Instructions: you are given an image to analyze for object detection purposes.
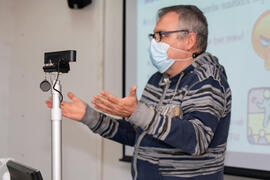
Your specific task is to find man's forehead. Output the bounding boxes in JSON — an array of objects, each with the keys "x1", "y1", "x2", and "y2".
[{"x1": 154, "y1": 12, "x2": 180, "y2": 32}]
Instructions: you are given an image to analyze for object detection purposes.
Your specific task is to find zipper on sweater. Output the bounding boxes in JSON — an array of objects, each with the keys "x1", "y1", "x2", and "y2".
[
  {"x1": 133, "y1": 131, "x2": 146, "y2": 180},
  {"x1": 133, "y1": 74, "x2": 171, "y2": 180}
]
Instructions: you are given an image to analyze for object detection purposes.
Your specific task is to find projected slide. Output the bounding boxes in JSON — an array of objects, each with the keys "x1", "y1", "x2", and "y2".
[{"x1": 125, "y1": 0, "x2": 270, "y2": 171}]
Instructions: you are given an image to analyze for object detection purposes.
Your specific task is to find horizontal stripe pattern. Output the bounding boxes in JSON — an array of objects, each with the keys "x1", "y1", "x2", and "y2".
[
  {"x1": 182, "y1": 83, "x2": 225, "y2": 118},
  {"x1": 95, "y1": 115, "x2": 119, "y2": 139},
  {"x1": 85, "y1": 111, "x2": 119, "y2": 139},
  {"x1": 137, "y1": 144, "x2": 226, "y2": 177}
]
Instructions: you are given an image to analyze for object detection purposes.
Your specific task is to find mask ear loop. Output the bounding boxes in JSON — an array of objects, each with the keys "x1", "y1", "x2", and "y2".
[
  {"x1": 174, "y1": 57, "x2": 193, "y2": 61},
  {"x1": 169, "y1": 46, "x2": 192, "y2": 55},
  {"x1": 168, "y1": 46, "x2": 194, "y2": 61},
  {"x1": 169, "y1": 43, "x2": 205, "y2": 60}
]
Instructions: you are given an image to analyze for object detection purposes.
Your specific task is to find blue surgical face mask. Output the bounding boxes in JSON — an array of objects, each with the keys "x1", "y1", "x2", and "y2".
[{"x1": 149, "y1": 39, "x2": 192, "y2": 73}]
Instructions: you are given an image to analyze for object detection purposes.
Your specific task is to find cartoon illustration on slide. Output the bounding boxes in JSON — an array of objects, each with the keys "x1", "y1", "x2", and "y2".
[
  {"x1": 257, "y1": 89, "x2": 270, "y2": 128},
  {"x1": 248, "y1": 88, "x2": 270, "y2": 145},
  {"x1": 252, "y1": 10, "x2": 270, "y2": 71},
  {"x1": 248, "y1": 11, "x2": 270, "y2": 145}
]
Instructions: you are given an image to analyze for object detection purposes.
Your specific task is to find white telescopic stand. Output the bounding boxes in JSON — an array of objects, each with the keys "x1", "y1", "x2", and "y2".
[{"x1": 51, "y1": 79, "x2": 62, "y2": 180}]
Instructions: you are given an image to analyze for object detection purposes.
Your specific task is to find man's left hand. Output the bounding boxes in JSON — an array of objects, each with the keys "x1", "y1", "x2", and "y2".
[{"x1": 91, "y1": 86, "x2": 138, "y2": 118}]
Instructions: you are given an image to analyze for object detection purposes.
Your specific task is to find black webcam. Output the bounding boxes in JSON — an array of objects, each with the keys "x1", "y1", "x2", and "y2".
[{"x1": 43, "y1": 50, "x2": 76, "y2": 73}]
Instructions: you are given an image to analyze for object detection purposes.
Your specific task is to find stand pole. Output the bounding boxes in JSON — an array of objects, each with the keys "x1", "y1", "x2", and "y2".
[{"x1": 51, "y1": 80, "x2": 62, "y2": 180}]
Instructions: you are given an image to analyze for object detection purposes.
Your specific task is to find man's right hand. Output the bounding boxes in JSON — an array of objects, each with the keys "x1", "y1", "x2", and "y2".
[{"x1": 45, "y1": 92, "x2": 86, "y2": 121}]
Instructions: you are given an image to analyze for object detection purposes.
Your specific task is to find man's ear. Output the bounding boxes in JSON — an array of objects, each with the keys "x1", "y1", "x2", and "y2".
[{"x1": 186, "y1": 32, "x2": 197, "y2": 50}]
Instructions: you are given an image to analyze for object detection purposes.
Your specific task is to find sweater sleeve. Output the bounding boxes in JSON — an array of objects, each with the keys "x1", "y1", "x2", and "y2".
[
  {"x1": 81, "y1": 105, "x2": 137, "y2": 146},
  {"x1": 128, "y1": 76, "x2": 229, "y2": 155}
]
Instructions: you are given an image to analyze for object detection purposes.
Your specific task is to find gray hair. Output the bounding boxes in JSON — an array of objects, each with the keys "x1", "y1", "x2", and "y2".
[{"x1": 158, "y1": 5, "x2": 208, "y2": 52}]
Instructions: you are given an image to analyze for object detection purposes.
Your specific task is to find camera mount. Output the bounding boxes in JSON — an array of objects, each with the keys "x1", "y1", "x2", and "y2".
[{"x1": 41, "y1": 50, "x2": 76, "y2": 180}]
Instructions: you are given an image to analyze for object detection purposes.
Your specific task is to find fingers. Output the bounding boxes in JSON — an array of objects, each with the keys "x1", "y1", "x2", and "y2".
[
  {"x1": 61, "y1": 105, "x2": 71, "y2": 117},
  {"x1": 91, "y1": 95, "x2": 117, "y2": 115},
  {"x1": 129, "y1": 86, "x2": 137, "y2": 96},
  {"x1": 60, "y1": 101, "x2": 69, "y2": 107},
  {"x1": 67, "y1": 92, "x2": 80, "y2": 101},
  {"x1": 46, "y1": 100, "x2": 64, "y2": 108},
  {"x1": 100, "y1": 91, "x2": 120, "y2": 103},
  {"x1": 46, "y1": 97, "x2": 69, "y2": 109},
  {"x1": 60, "y1": 101, "x2": 75, "y2": 112},
  {"x1": 93, "y1": 99, "x2": 129, "y2": 117},
  {"x1": 92, "y1": 95, "x2": 114, "y2": 109},
  {"x1": 45, "y1": 100, "x2": 52, "y2": 108},
  {"x1": 91, "y1": 91, "x2": 135, "y2": 117},
  {"x1": 93, "y1": 100, "x2": 115, "y2": 115}
]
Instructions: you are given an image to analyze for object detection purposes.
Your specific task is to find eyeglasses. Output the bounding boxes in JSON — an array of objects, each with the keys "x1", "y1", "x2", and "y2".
[{"x1": 148, "y1": 29, "x2": 189, "y2": 42}]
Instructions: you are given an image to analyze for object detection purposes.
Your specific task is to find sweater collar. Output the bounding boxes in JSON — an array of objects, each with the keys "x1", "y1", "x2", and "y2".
[{"x1": 164, "y1": 52, "x2": 219, "y2": 82}]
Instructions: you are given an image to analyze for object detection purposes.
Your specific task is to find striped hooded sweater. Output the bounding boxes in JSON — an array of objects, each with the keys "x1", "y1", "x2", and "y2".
[{"x1": 81, "y1": 52, "x2": 232, "y2": 180}]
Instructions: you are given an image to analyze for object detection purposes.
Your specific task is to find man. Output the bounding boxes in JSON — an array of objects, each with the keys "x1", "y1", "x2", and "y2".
[{"x1": 46, "y1": 5, "x2": 231, "y2": 180}]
